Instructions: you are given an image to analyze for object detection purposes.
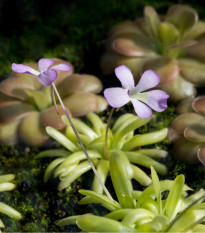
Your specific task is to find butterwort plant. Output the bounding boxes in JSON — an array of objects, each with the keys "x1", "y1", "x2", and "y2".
[
  {"x1": 12, "y1": 58, "x2": 113, "y2": 201},
  {"x1": 104, "y1": 65, "x2": 169, "y2": 119},
  {"x1": 37, "y1": 65, "x2": 169, "y2": 194}
]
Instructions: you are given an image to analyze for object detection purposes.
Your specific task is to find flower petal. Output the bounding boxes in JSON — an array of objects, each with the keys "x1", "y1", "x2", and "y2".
[
  {"x1": 134, "y1": 70, "x2": 160, "y2": 93},
  {"x1": 130, "y1": 98, "x2": 152, "y2": 118},
  {"x1": 12, "y1": 63, "x2": 39, "y2": 76},
  {"x1": 141, "y1": 90, "x2": 169, "y2": 112},
  {"x1": 114, "y1": 65, "x2": 135, "y2": 89},
  {"x1": 51, "y1": 64, "x2": 71, "y2": 71},
  {"x1": 38, "y1": 58, "x2": 54, "y2": 73},
  {"x1": 104, "y1": 87, "x2": 130, "y2": 108},
  {"x1": 37, "y1": 69, "x2": 58, "y2": 86}
]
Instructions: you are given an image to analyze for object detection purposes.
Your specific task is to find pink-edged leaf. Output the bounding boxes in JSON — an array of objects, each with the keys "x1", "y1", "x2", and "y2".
[
  {"x1": 176, "y1": 97, "x2": 194, "y2": 114},
  {"x1": 0, "y1": 101, "x2": 35, "y2": 123},
  {"x1": 113, "y1": 37, "x2": 156, "y2": 57},
  {"x1": 37, "y1": 69, "x2": 58, "y2": 86},
  {"x1": 144, "y1": 6, "x2": 160, "y2": 37},
  {"x1": 173, "y1": 137, "x2": 201, "y2": 164},
  {"x1": 78, "y1": 74, "x2": 103, "y2": 94},
  {"x1": 51, "y1": 64, "x2": 71, "y2": 72},
  {"x1": 38, "y1": 58, "x2": 54, "y2": 73},
  {"x1": 12, "y1": 63, "x2": 39, "y2": 76},
  {"x1": 161, "y1": 75, "x2": 196, "y2": 102},
  {"x1": 142, "y1": 90, "x2": 169, "y2": 112},
  {"x1": 197, "y1": 146, "x2": 205, "y2": 165},
  {"x1": 142, "y1": 58, "x2": 179, "y2": 85},
  {"x1": 165, "y1": 5, "x2": 198, "y2": 33},
  {"x1": 40, "y1": 104, "x2": 71, "y2": 130},
  {"x1": 104, "y1": 87, "x2": 130, "y2": 108},
  {"x1": 130, "y1": 98, "x2": 152, "y2": 119},
  {"x1": 179, "y1": 59, "x2": 205, "y2": 86},
  {"x1": 63, "y1": 92, "x2": 98, "y2": 117},
  {"x1": 0, "y1": 77, "x2": 34, "y2": 100},
  {"x1": 56, "y1": 74, "x2": 85, "y2": 98},
  {"x1": 115, "y1": 65, "x2": 135, "y2": 89},
  {"x1": 94, "y1": 95, "x2": 108, "y2": 113},
  {"x1": 184, "y1": 124, "x2": 205, "y2": 142},
  {"x1": 185, "y1": 37, "x2": 205, "y2": 61},
  {"x1": 134, "y1": 70, "x2": 160, "y2": 92},
  {"x1": 171, "y1": 113, "x2": 204, "y2": 134},
  {"x1": 0, "y1": 120, "x2": 20, "y2": 145},
  {"x1": 192, "y1": 96, "x2": 205, "y2": 115},
  {"x1": 18, "y1": 111, "x2": 50, "y2": 147}
]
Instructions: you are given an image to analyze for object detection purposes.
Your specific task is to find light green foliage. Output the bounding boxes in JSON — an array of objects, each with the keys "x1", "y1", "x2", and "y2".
[
  {"x1": 56, "y1": 151, "x2": 205, "y2": 232},
  {"x1": 37, "y1": 113, "x2": 168, "y2": 191},
  {"x1": 0, "y1": 174, "x2": 21, "y2": 228}
]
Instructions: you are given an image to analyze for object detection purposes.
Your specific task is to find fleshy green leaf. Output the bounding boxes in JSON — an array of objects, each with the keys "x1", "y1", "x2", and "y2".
[
  {"x1": 55, "y1": 215, "x2": 79, "y2": 226},
  {"x1": 79, "y1": 189, "x2": 121, "y2": 211},
  {"x1": 151, "y1": 166, "x2": 162, "y2": 214},
  {"x1": 164, "y1": 174, "x2": 185, "y2": 220},
  {"x1": 0, "y1": 174, "x2": 15, "y2": 183},
  {"x1": 0, "y1": 202, "x2": 21, "y2": 220},
  {"x1": 109, "y1": 150, "x2": 136, "y2": 208},
  {"x1": 123, "y1": 128, "x2": 168, "y2": 151},
  {"x1": 46, "y1": 126, "x2": 78, "y2": 152},
  {"x1": 77, "y1": 214, "x2": 138, "y2": 232}
]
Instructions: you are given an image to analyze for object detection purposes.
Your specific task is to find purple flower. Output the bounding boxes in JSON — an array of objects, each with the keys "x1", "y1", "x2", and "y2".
[
  {"x1": 104, "y1": 65, "x2": 169, "y2": 119},
  {"x1": 12, "y1": 58, "x2": 71, "y2": 86}
]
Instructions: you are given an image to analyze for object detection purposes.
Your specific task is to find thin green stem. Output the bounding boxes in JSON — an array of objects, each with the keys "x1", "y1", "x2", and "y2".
[
  {"x1": 104, "y1": 107, "x2": 115, "y2": 160},
  {"x1": 51, "y1": 83, "x2": 114, "y2": 202}
]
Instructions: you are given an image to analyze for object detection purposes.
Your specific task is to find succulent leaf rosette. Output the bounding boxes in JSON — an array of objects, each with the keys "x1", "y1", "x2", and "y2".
[
  {"x1": 56, "y1": 151, "x2": 205, "y2": 232},
  {"x1": 0, "y1": 59, "x2": 107, "y2": 147},
  {"x1": 0, "y1": 174, "x2": 22, "y2": 228},
  {"x1": 37, "y1": 112, "x2": 168, "y2": 191},
  {"x1": 100, "y1": 5, "x2": 205, "y2": 102},
  {"x1": 168, "y1": 95, "x2": 205, "y2": 165}
]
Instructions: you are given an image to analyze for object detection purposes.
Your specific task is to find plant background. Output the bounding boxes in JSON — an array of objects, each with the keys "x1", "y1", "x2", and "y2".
[{"x1": 0, "y1": 0, "x2": 204, "y2": 231}]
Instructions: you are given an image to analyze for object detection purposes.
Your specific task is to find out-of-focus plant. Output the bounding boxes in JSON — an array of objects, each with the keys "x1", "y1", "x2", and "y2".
[
  {"x1": 37, "y1": 112, "x2": 168, "y2": 191},
  {"x1": 100, "y1": 4, "x2": 205, "y2": 102},
  {"x1": 0, "y1": 174, "x2": 22, "y2": 229},
  {"x1": 56, "y1": 151, "x2": 205, "y2": 232},
  {"x1": 0, "y1": 58, "x2": 107, "y2": 147},
  {"x1": 168, "y1": 95, "x2": 205, "y2": 164}
]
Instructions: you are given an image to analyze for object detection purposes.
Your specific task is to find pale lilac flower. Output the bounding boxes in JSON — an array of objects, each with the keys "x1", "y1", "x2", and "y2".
[
  {"x1": 104, "y1": 65, "x2": 169, "y2": 119},
  {"x1": 12, "y1": 58, "x2": 71, "y2": 86}
]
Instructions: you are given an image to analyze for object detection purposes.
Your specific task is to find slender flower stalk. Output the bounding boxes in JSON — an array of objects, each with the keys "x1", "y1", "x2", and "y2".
[
  {"x1": 52, "y1": 83, "x2": 114, "y2": 201},
  {"x1": 12, "y1": 58, "x2": 114, "y2": 201}
]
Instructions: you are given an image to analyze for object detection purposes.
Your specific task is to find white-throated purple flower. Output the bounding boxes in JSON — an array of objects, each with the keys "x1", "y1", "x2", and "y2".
[
  {"x1": 12, "y1": 58, "x2": 71, "y2": 86},
  {"x1": 104, "y1": 65, "x2": 169, "y2": 118}
]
